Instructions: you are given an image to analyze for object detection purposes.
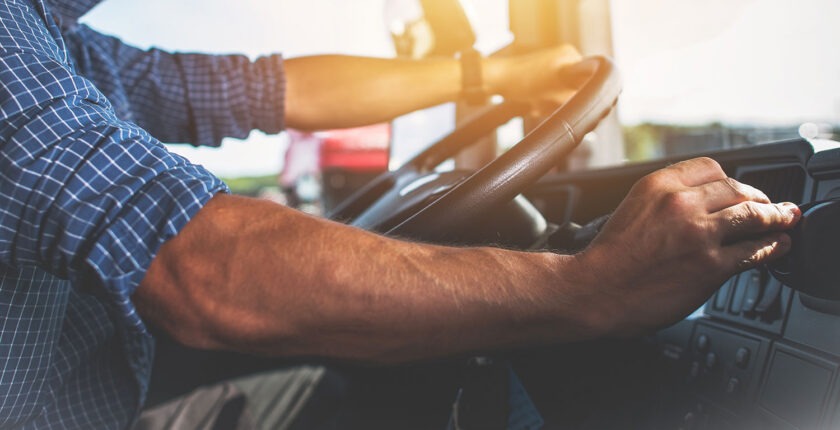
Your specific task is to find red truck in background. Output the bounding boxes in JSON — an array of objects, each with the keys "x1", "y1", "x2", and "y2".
[{"x1": 282, "y1": 124, "x2": 391, "y2": 213}]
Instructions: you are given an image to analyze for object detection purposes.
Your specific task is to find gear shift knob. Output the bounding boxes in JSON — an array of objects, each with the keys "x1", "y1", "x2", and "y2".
[{"x1": 768, "y1": 199, "x2": 840, "y2": 300}]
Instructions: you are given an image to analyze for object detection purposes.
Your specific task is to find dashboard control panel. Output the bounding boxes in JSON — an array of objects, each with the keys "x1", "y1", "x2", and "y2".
[{"x1": 529, "y1": 140, "x2": 840, "y2": 430}]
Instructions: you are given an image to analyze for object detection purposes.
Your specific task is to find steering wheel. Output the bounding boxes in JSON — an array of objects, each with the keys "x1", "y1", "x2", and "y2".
[{"x1": 328, "y1": 56, "x2": 621, "y2": 244}]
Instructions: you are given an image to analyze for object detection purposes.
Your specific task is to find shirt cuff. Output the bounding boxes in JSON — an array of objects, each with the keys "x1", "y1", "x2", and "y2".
[
  {"x1": 83, "y1": 164, "x2": 228, "y2": 335},
  {"x1": 249, "y1": 54, "x2": 286, "y2": 136}
]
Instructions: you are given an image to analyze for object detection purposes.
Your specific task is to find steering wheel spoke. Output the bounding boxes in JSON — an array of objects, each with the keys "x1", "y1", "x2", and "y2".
[{"x1": 351, "y1": 170, "x2": 471, "y2": 232}]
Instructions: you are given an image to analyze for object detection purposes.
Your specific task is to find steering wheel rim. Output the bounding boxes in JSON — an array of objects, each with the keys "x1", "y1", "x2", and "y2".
[
  {"x1": 327, "y1": 100, "x2": 531, "y2": 222},
  {"x1": 331, "y1": 56, "x2": 621, "y2": 243}
]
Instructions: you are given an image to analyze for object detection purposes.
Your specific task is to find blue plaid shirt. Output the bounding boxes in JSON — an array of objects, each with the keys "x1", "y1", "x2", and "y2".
[{"x1": 0, "y1": 0, "x2": 286, "y2": 428}]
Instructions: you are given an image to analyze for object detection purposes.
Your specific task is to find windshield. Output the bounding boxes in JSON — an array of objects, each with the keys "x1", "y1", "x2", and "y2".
[
  {"x1": 83, "y1": 0, "x2": 840, "y2": 178},
  {"x1": 611, "y1": 0, "x2": 840, "y2": 160}
]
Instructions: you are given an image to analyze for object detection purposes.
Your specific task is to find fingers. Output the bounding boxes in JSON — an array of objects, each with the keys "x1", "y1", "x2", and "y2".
[
  {"x1": 719, "y1": 232, "x2": 792, "y2": 272},
  {"x1": 714, "y1": 201, "x2": 800, "y2": 243},
  {"x1": 528, "y1": 90, "x2": 578, "y2": 116},
  {"x1": 494, "y1": 45, "x2": 584, "y2": 102},
  {"x1": 697, "y1": 177, "x2": 770, "y2": 212}
]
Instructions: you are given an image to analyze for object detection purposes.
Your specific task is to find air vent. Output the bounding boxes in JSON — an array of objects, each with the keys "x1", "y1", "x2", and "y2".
[{"x1": 737, "y1": 166, "x2": 807, "y2": 204}]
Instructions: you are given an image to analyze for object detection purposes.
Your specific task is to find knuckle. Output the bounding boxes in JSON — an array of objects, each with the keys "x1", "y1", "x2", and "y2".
[
  {"x1": 696, "y1": 157, "x2": 723, "y2": 174},
  {"x1": 729, "y1": 209, "x2": 748, "y2": 230},
  {"x1": 675, "y1": 157, "x2": 723, "y2": 177},
  {"x1": 661, "y1": 190, "x2": 694, "y2": 214},
  {"x1": 732, "y1": 178, "x2": 770, "y2": 203},
  {"x1": 771, "y1": 203, "x2": 790, "y2": 223},
  {"x1": 741, "y1": 201, "x2": 767, "y2": 228},
  {"x1": 705, "y1": 248, "x2": 725, "y2": 267},
  {"x1": 635, "y1": 171, "x2": 665, "y2": 190},
  {"x1": 561, "y1": 44, "x2": 581, "y2": 56},
  {"x1": 724, "y1": 177, "x2": 748, "y2": 198},
  {"x1": 748, "y1": 184, "x2": 771, "y2": 203},
  {"x1": 677, "y1": 218, "x2": 711, "y2": 246},
  {"x1": 684, "y1": 219, "x2": 708, "y2": 239}
]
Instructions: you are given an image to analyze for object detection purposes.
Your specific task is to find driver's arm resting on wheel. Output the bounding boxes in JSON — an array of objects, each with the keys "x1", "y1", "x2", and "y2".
[{"x1": 283, "y1": 46, "x2": 584, "y2": 131}]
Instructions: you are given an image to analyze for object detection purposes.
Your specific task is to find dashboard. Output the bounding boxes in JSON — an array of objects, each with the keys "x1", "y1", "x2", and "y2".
[{"x1": 524, "y1": 139, "x2": 840, "y2": 430}]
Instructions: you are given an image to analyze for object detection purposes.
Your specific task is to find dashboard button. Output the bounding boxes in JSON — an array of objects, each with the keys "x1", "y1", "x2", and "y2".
[
  {"x1": 705, "y1": 352, "x2": 718, "y2": 370},
  {"x1": 735, "y1": 347, "x2": 751, "y2": 369},
  {"x1": 714, "y1": 279, "x2": 734, "y2": 310},
  {"x1": 725, "y1": 377, "x2": 740, "y2": 395},
  {"x1": 755, "y1": 279, "x2": 782, "y2": 314},
  {"x1": 688, "y1": 361, "x2": 701, "y2": 380},
  {"x1": 729, "y1": 276, "x2": 748, "y2": 314},
  {"x1": 696, "y1": 335, "x2": 710, "y2": 352},
  {"x1": 742, "y1": 270, "x2": 764, "y2": 313},
  {"x1": 683, "y1": 412, "x2": 697, "y2": 430}
]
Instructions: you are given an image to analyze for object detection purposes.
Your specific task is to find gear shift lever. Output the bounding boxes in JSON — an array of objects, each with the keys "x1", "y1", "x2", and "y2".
[{"x1": 768, "y1": 199, "x2": 840, "y2": 300}]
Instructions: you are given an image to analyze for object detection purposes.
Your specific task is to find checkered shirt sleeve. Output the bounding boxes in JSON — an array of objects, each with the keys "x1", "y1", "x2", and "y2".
[
  {"x1": 0, "y1": 0, "x2": 263, "y2": 428},
  {"x1": 62, "y1": 24, "x2": 286, "y2": 147}
]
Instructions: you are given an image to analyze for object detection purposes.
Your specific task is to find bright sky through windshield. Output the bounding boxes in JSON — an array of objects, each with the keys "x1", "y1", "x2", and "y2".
[
  {"x1": 611, "y1": 0, "x2": 840, "y2": 126},
  {"x1": 83, "y1": 0, "x2": 840, "y2": 176}
]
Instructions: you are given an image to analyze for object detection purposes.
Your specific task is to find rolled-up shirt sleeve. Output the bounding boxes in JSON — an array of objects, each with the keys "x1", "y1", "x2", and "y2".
[
  {"x1": 62, "y1": 24, "x2": 286, "y2": 147},
  {"x1": 0, "y1": 49, "x2": 228, "y2": 331}
]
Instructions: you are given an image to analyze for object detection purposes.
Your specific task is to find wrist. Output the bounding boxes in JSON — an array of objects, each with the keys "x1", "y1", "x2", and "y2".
[
  {"x1": 481, "y1": 56, "x2": 508, "y2": 97},
  {"x1": 458, "y1": 48, "x2": 488, "y2": 105},
  {"x1": 530, "y1": 251, "x2": 616, "y2": 340},
  {"x1": 562, "y1": 251, "x2": 621, "y2": 338}
]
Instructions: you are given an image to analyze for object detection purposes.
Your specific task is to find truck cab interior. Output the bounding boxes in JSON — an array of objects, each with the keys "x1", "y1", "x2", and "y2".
[{"x1": 136, "y1": 1, "x2": 840, "y2": 429}]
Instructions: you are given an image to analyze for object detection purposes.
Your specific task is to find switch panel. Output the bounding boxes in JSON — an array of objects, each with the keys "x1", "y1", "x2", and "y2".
[
  {"x1": 687, "y1": 322, "x2": 770, "y2": 413},
  {"x1": 705, "y1": 268, "x2": 792, "y2": 334}
]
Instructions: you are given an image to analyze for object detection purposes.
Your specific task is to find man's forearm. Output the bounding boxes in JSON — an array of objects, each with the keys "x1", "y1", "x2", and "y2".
[
  {"x1": 136, "y1": 194, "x2": 604, "y2": 363},
  {"x1": 136, "y1": 159, "x2": 801, "y2": 364},
  {"x1": 284, "y1": 55, "x2": 461, "y2": 131},
  {"x1": 282, "y1": 47, "x2": 583, "y2": 131}
]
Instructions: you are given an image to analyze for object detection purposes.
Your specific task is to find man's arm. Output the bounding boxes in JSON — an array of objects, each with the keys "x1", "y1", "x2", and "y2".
[
  {"x1": 66, "y1": 26, "x2": 582, "y2": 141},
  {"x1": 136, "y1": 158, "x2": 799, "y2": 363},
  {"x1": 283, "y1": 46, "x2": 582, "y2": 131},
  {"x1": 135, "y1": 194, "x2": 595, "y2": 363}
]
